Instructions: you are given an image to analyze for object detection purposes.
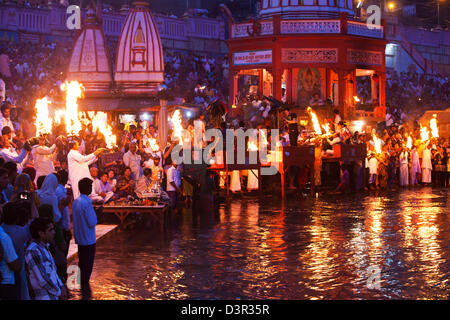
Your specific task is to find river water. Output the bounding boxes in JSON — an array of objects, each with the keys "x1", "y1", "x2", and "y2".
[{"x1": 73, "y1": 188, "x2": 449, "y2": 300}]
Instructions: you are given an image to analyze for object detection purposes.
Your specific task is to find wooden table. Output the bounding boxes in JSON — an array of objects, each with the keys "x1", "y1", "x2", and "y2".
[{"x1": 101, "y1": 205, "x2": 169, "y2": 230}]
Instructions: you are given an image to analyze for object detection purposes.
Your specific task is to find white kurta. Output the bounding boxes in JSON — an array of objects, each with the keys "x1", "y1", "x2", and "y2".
[
  {"x1": 68, "y1": 149, "x2": 97, "y2": 199},
  {"x1": 230, "y1": 170, "x2": 241, "y2": 192},
  {"x1": 410, "y1": 149, "x2": 421, "y2": 185},
  {"x1": 0, "y1": 116, "x2": 15, "y2": 137},
  {"x1": 368, "y1": 157, "x2": 378, "y2": 175},
  {"x1": 422, "y1": 148, "x2": 432, "y2": 183},
  {"x1": 247, "y1": 170, "x2": 259, "y2": 191},
  {"x1": 143, "y1": 151, "x2": 162, "y2": 168},
  {"x1": 32, "y1": 144, "x2": 56, "y2": 181},
  {"x1": 0, "y1": 148, "x2": 29, "y2": 173},
  {"x1": 399, "y1": 151, "x2": 409, "y2": 186},
  {"x1": 123, "y1": 151, "x2": 142, "y2": 181},
  {"x1": 90, "y1": 179, "x2": 114, "y2": 204}
]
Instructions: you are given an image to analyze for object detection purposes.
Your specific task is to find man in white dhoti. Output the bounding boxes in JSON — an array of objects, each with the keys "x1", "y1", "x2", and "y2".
[
  {"x1": 399, "y1": 148, "x2": 409, "y2": 187},
  {"x1": 230, "y1": 170, "x2": 241, "y2": 193},
  {"x1": 247, "y1": 169, "x2": 259, "y2": 191},
  {"x1": 123, "y1": 142, "x2": 142, "y2": 181},
  {"x1": 32, "y1": 136, "x2": 57, "y2": 182},
  {"x1": 421, "y1": 142, "x2": 432, "y2": 184},
  {"x1": 68, "y1": 139, "x2": 106, "y2": 200},
  {"x1": 367, "y1": 147, "x2": 378, "y2": 189},
  {"x1": 410, "y1": 146, "x2": 421, "y2": 186}
]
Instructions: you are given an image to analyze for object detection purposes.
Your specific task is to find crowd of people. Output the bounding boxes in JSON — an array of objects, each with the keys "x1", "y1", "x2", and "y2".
[
  {"x1": 0, "y1": 102, "x2": 212, "y2": 300},
  {"x1": 357, "y1": 70, "x2": 449, "y2": 123},
  {"x1": 0, "y1": 34, "x2": 449, "y2": 301},
  {"x1": 162, "y1": 50, "x2": 229, "y2": 105},
  {"x1": 275, "y1": 107, "x2": 450, "y2": 193},
  {"x1": 0, "y1": 92, "x2": 449, "y2": 300}
]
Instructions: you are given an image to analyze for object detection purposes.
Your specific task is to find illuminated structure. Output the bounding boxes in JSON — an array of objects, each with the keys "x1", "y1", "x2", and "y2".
[
  {"x1": 227, "y1": 0, "x2": 387, "y2": 120},
  {"x1": 114, "y1": 1, "x2": 164, "y2": 96},
  {"x1": 67, "y1": 8, "x2": 113, "y2": 96}
]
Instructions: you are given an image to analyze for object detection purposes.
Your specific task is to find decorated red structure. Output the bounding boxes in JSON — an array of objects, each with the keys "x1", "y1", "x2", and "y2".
[{"x1": 227, "y1": 1, "x2": 387, "y2": 121}]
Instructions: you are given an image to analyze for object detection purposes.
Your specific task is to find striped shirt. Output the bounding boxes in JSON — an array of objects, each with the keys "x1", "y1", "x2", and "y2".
[{"x1": 25, "y1": 241, "x2": 63, "y2": 300}]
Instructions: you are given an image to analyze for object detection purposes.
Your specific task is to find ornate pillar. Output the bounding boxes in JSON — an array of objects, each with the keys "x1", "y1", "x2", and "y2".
[
  {"x1": 273, "y1": 68, "x2": 283, "y2": 101},
  {"x1": 259, "y1": 69, "x2": 264, "y2": 98},
  {"x1": 286, "y1": 68, "x2": 292, "y2": 104},
  {"x1": 338, "y1": 69, "x2": 347, "y2": 117},
  {"x1": 229, "y1": 70, "x2": 239, "y2": 109},
  {"x1": 377, "y1": 72, "x2": 386, "y2": 119},
  {"x1": 371, "y1": 74, "x2": 378, "y2": 105},
  {"x1": 346, "y1": 72, "x2": 356, "y2": 119}
]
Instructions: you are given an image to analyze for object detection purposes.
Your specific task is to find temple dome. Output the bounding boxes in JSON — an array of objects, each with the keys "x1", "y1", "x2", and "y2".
[
  {"x1": 114, "y1": 1, "x2": 164, "y2": 96},
  {"x1": 259, "y1": 0, "x2": 354, "y2": 19},
  {"x1": 67, "y1": 8, "x2": 113, "y2": 95}
]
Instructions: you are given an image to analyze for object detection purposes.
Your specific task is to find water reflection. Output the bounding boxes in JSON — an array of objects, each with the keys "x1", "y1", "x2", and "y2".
[{"x1": 75, "y1": 189, "x2": 449, "y2": 300}]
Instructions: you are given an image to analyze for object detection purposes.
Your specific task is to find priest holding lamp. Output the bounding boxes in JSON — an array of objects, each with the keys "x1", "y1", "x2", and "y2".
[{"x1": 68, "y1": 137, "x2": 108, "y2": 199}]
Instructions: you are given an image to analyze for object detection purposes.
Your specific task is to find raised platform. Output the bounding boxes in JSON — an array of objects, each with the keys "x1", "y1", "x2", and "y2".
[{"x1": 67, "y1": 224, "x2": 118, "y2": 263}]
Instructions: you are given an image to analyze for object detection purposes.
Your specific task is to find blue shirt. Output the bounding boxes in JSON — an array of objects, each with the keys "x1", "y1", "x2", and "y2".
[
  {"x1": 56, "y1": 184, "x2": 70, "y2": 231},
  {"x1": 72, "y1": 194, "x2": 97, "y2": 246},
  {"x1": 0, "y1": 225, "x2": 18, "y2": 284},
  {"x1": 2, "y1": 224, "x2": 32, "y2": 299}
]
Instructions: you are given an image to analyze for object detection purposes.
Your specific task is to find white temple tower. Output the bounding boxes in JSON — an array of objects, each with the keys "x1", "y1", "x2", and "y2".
[
  {"x1": 114, "y1": 1, "x2": 164, "y2": 96},
  {"x1": 67, "y1": 8, "x2": 113, "y2": 96}
]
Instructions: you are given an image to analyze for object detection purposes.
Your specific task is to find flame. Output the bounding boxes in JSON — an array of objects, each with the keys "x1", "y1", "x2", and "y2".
[
  {"x1": 420, "y1": 127, "x2": 429, "y2": 142},
  {"x1": 90, "y1": 112, "x2": 117, "y2": 149},
  {"x1": 321, "y1": 123, "x2": 331, "y2": 136},
  {"x1": 35, "y1": 97, "x2": 53, "y2": 136},
  {"x1": 406, "y1": 136, "x2": 412, "y2": 149},
  {"x1": 307, "y1": 107, "x2": 322, "y2": 135},
  {"x1": 248, "y1": 141, "x2": 258, "y2": 151},
  {"x1": 430, "y1": 115, "x2": 439, "y2": 138},
  {"x1": 353, "y1": 96, "x2": 360, "y2": 102},
  {"x1": 54, "y1": 109, "x2": 65, "y2": 125},
  {"x1": 259, "y1": 129, "x2": 268, "y2": 147},
  {"x1": 61, "y1": 81, "x2": 84, "y2": 136},
  {"x1": 149, "y1": 138, "x2": 160, "y2": 152},
  {"x1": 171, "y1": 110, "x2": 184, "y2": 145},
  {"x1": 372, "y1": 134, "x2": 382, "y2": 154}
]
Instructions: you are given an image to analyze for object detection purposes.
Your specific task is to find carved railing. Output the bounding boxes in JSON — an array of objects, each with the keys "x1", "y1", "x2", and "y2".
[
  {"x1": 0, "y1": 4, "x2": 225, "y2": 41},
  {"x1": 347, "y1": 21, "x2": 384, "y2": 39},
  {"x1": 231, "y1": 18, "x2": 386, "y2": 39},
  {"x1": 281, "y1": 20, "x2": 341, "y2": 34}
]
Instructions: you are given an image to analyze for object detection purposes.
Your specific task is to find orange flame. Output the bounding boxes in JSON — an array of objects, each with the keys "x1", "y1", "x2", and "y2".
[
  {"x1": 420, "y1": 127, "x2": 429, "y2": 142},
  {"x1": 35, "y1": 97, "x2": 53, "y2": 136},
  {"x1": 307, "y1": 107, "x2": 322, "y2": 135},
  {"x1": 430, "y1": 115, "x2": 439, "y2": 138},
  {"x1": 60, "y1": 81, "x2": 84, "y2": 136},
  {"x1": 171, "y1": 110, "x2": 184, "y2": 145}
]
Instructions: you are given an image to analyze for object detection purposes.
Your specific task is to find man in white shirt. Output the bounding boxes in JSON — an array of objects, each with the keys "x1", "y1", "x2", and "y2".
[
  {"x1": 135, "y1": 167, "x2": 152, "y2": 198},
  {"x1": 123, "y1": 142, "x2": 142, "y2": 181},
  {"x1": 90, "y1": 171, "x2": 115, "y2": 204},
  {"x1": 68, "y1": 139, "x2": 106, "y2": 200},
  {"x1": 0, "y1": 103, "x2": 15, "y2": 138},
  {"x1": 32, "y1": 136, "x2": 57, "y2": 182},
  {"x1": 166, "y1": 160, "x2": 181, "y2": 210},
  {"x1": 421, "y1": 142, "x2": 432, "y2": 184},
  {"x1": 0, "y1": 135, "x2": 29, "y2": 173}
]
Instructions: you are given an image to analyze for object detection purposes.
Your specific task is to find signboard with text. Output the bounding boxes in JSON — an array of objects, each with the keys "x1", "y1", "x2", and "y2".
[{"x1": 233, "y1": 50, "x2": 273, "y2": 66}]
